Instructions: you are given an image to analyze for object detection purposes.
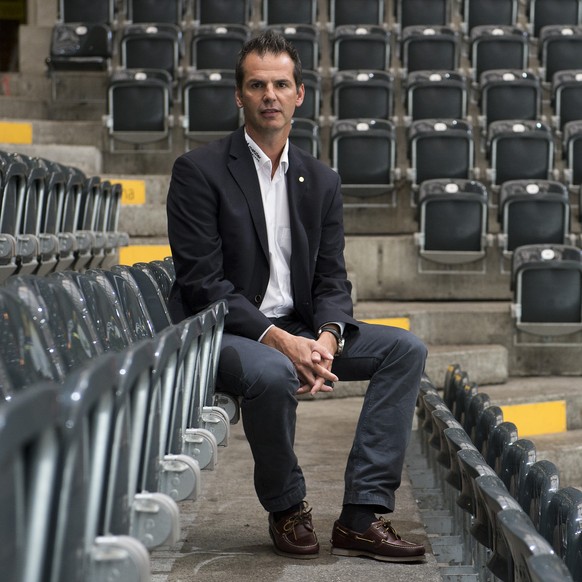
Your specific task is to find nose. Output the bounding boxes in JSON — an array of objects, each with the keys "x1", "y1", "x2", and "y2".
[{"x1": 263, "y1": 83, "x2": 276, "y2": 101}]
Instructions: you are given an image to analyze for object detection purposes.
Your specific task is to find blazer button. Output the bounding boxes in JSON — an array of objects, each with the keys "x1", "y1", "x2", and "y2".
[{"x1": 254, "y1": 294, "x2": 262, "y2": 304}]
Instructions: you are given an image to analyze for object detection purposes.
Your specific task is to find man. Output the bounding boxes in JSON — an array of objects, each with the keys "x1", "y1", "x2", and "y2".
[{"x1": 167, "y1": 30, "x2": 427, "y2": 562}]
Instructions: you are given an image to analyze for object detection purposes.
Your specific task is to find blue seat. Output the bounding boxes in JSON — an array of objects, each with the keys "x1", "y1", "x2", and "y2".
[
  {"x1": 499, "y1": 438, "x2": 537, "y2": 502},
  {"x1": 520, "y1": 459, "x2": 560, "y2": 533},
  {"x1": 485, "y1": 421, "x2": 519, "y2": 475},
  {"x1": 475, "y1": 473, "x2": 524, "y2": 580},
  {"x1": 541, "y1": 486, "x2": 582, "y2": 577},
  {"x1": 0, "y1": 382, "x2": 60, "y2": 582},
  {"x1": 497, "y1": 508, "x2": 560, "y2": 582},
  {"x1": 511, "y1": 244, "x2": 582, "y2": 336}
]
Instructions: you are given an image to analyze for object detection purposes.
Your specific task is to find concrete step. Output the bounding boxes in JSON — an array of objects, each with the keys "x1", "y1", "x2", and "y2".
[{"x1": 533, "y1": 430, "x2": 582, "y2": 489}]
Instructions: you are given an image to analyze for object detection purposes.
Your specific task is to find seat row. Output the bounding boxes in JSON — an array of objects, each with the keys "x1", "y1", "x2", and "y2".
[
  {"x1": 414, "y1": 367, "x2": 582, "y2": 581},
  {"x1": 0, "y1": 150, "x2": 128, "y2": 283},
  {"x1": 56, "y1": 0, "x2": 582, "y2": 38},
  {"x1": 0, "y1": 258, "x2": 236, "y2": 582}
]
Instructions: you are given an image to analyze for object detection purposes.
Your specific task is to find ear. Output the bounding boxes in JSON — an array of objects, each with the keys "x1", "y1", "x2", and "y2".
[
  {"x1": 295, "y1": 83, "x2": 305, "y2": 107},
  {"x1": 235, "y1": 88, "x2": 243, "y2": 109}
]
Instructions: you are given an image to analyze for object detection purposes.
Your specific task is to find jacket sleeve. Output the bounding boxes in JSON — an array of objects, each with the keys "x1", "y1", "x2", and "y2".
[{"x1": 166, "y1": 151, "x2": 273, "y2": 340}]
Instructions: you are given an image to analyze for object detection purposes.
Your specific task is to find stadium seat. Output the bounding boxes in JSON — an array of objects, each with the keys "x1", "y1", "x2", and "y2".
[
  {"x1": 59, "y1": 0, "x2": 115, "y2": 23},
  {"x1": 442, "y1": 363, "x2": 466, "y2": 412},
  {"x1": 332, "y1": 70, "x2": 394, "y2": 121},
  {"x1": 541, "y1": 486, "x2": 582, "y2": 577},
  {"x1": 126, "y1": 0, "x2": 185, "y2": 25},
  {"x1": 478, "y1": 70, "x2": 542, "y2": 130},
  {"x1": 262, "y1": 0, "x2": 317, "y2": 25},
  {"x1": 527, "y1": 552, "x2": 576, "y2": 582},
  {"x1": 195, "y1": 0, "x2": 252, "y2": 25},
  {"x1": 462, "y1": 0, "x2": 518, "y2": 33},
  {"x1": 0, "y1": 382, "x2": 61, "y2": 582},
  {"x1": 295, "y1": 69, "x2": 321, "y2": 121},
  {"x1": 332, "y1": 25, "x2": 391, "y2": 71},
  {"x1": 329, "y1": 0, "x2": 385, "y2": 29},
  {"x1": 46, "y1": 22, "x2": 113, "y2": 101},
  {"x1": 0, "y1": 151, "x2": 25, "y2": 282},
  {"x1": 290, "y1": 118, "x2": 320, "y2": 157},
  {"x1": 552, "y1": 70, "x2": 582, "y2": 132},
  {"x1": 511, "y1": 244, "x2": 582, "y2": 336},
  {"x1": 474, "y1": 473, "x2": 524, "y2": 580},
  {"x1": 181, "y1": 69, "x2": 241, "y2": 146},
  {"x1": 520, "y1": 459, "x2": 560, "y2": 533},
  {"x1": 404, "y1": 70, "x2": 467, "y2": 123},
  {"x1": 539, "y1": 25, "x2": 582, "y2": 83},
  {"x1": 430, "y1": 408, "x2": 463, "y2": 468},
  {"x1": 101, "y1": 182, "x2": 129, "y2": 269},
  {"x1": 134, "y1": 260, "x2": 174, "y2": 306},
  {"x1": 528, "y1": 0, "x2": 582, "y2": 38},
  {"x1": 396, "y1": 0, "x2": 450, "y2": 30},
  {"x1": 484, "y1": 421, "x2": 518, "y2": 476},
  {"x1": 330, "y1": 118, "x2": 398, "y2": 202},
  {"x1": 463, "y1": 392, "x2": 492, "y2": 441},
  {"x1": 562, "y1": 120, "x2": 582, "y2": 186},
  {"x1": 442, "y1": 426, "x2": 478, "y2": 491},
  {"x1": 407, "y1": 120, "x2": 475, "y2": 189},
  {"x1": 105, "y1": 69, "x2": 174, "y2": 152},
  {"x1": 190, "y1": 24, "x2": 250, "y2": 70},
  {"x1": 267, "y1": 24, "x2": 319, "y2": 71},
  {"x1": 497, "y1": 508, "x2": 560, "y2": 582},
  {"x1": 498, "y1": 180, "x2": 571, "y2": 258},
  {"x1": 470, "y1": 25, "x2": 529, "y2": 82},
  {"x1": 120, "y1": 23, "x2": 183, "y2": 87},
  {"x1": 486, "y1": 120, "x2": 555, "y2": 186},
  {"x1": 499, "y1": 438, "x2": 537, "y2": 502},
  {"x1": 474, "y1": 404, "x2": 504, "y2": 456},
  {"x1": 400, "y1": 25, "x2": 461, "y2": 74}
]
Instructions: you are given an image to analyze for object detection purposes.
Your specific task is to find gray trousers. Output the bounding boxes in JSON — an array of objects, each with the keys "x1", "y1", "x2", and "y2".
[{"x1": 216, "y1": 317, "x2": 427, "y2": 513}]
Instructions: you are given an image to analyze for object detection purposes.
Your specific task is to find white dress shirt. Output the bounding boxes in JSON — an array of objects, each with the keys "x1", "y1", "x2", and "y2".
[{"x1": 245, "y1": 132, "x2": 294, "y2": 320}]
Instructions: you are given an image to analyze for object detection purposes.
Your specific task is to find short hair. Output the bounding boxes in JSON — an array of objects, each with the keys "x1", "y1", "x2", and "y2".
[{"x1": 235, "y1": 29, "x2": 303, "y2": 91}]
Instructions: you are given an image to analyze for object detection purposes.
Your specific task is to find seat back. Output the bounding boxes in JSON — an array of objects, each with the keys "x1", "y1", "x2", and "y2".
[
  {"x1": 333, "y1": 25, "x2": 391, "y2": 70},
  {"x1": 520, "y1": 459, "x2": 560, "y2": 532},
  {"x1": 540, "y1": 25, "x2": 582, "y2": 82},
  {"x1": 330, "y1": 0, "x2": 384, "y2": 28},
  {"x1": 470, "y1": 25, "x2": 529, "y2": 81},
  {"x1": 267, "y1": 24, "x2": 319, "y2": 71},
  {"x1": 190, "y1": 24, "x2": 250, "y2": 70},
  {"x1": 463, "y1": 0, "x2": 518, "y2": 32},
  {"x1": 0, "y1": 383, "x2": 60, "y2": 582},
  {"x1": 488, "y1": 120, "x2": 554, "y2": 186},
  {"x1": 529, "y1": 0, "x2": 582, "y2": 37},
  {"x1": 499, "y1": 180, "x2": 569, "y2": 254},
  {"x1": 397, "y1": 0, "x2": 450, "y2": 29},
  {"x1": 195, "y1": 0, "x2": 252, "y2": 25},
  {"x1": 401, "y1": 25, "x2": 461, "y2": 73},
  {"x1": 126, "y1": 0, "x2": 185, "y2": 24},
  {"x1": 405, "y1": 70, "x2": 467, "y2": 122},
  {"x1": 511, "y1": 244, "x2": 582, "y2": 335},
  {"x1": 290, "y1": 118, "x2": 320, "y2": 157},
  {"x1": 263, "y1": 0, "x2": 317, "y2": 25},
  {"x1": 59, "y1": 0, "x2": 114, "y2": 23},
  {"x1": 333, "y1": 70, "x2": 394, "y2": 120}
]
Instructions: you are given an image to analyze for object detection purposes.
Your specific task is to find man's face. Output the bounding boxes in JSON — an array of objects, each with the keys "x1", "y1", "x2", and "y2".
[{"x1": 235, "y1": 51, "x2": 305, "y2": 140}]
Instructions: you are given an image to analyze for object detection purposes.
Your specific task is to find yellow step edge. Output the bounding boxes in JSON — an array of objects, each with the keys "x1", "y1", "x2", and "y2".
[
  {"x1": 119, "y1": 244, "x2": 171, "y2": 265},
  {"x1": 362, "y1": 317, "x2": 410, "y2": 331},
  {"x1": 500, "y1": 400, "x2": 567, "y2": 437},
  {"x1": 0, "y1": 121, "x2": 33, "y2": 145}
]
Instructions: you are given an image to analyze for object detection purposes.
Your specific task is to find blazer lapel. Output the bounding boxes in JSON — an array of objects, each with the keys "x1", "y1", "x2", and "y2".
[{"x1": 227, "y1": 129, "x2": 269, "y2": 261}]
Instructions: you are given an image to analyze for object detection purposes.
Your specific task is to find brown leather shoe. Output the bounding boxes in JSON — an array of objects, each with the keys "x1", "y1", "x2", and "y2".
[
  {"x1": 268, "y1": 501, "x2": 319, "y2": 559},
  {"x1": 330, "y1": 517, "x2": 426, "y2": 563}
]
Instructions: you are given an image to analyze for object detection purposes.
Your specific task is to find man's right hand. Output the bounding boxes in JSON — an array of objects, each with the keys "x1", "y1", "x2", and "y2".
[{"x1": 261, "y1": 326, "x2": 338, "y2": 395}]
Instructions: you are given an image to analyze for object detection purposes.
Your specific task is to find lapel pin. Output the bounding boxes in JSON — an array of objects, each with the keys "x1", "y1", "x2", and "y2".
[{"x1": 299, "y1": 176, "x2": 305, "y2": 182}]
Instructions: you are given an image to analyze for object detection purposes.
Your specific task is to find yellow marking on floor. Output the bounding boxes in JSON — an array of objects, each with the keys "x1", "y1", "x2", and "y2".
[
  {"x1": 119, "y1": 245, "x2": 171, "y2": 265},
  {"x1": 0, "y1": 121, "x2": 33, "y2": 144},
  {"x1": 500, "y1": 400, "x2": 567, "y2": 437},
  {"x1": 362, "y1": 317, "x2": 410, "y2": 330},
  {"x1": 116, "y1": 179, "x2": 146, "y2": 205}
]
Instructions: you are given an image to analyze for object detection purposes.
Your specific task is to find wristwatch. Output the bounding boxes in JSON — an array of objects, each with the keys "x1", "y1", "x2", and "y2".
[{"x1": 318, "y1": 325, "x2": 345, "y2": 356}]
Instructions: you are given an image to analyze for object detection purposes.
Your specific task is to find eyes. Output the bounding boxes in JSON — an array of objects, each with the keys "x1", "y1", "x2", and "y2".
[{"x1": 248, "y1": 80, "x2": 292, "y2": 90}]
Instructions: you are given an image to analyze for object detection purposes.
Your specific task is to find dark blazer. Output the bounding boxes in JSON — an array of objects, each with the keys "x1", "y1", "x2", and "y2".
[{"x1": 166, "y1": 126, "x2": 358, "y2": 340}]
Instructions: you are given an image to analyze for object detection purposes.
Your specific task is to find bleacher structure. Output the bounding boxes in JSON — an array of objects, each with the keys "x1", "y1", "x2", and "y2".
[{"x1": 2, "y1": 0, "x2": 582, "y2": 580}]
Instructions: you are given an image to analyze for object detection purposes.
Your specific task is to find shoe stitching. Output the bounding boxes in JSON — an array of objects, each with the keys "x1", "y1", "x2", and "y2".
[{"x1": 281, "y1": 504, "x2": 313, "y2": 541}]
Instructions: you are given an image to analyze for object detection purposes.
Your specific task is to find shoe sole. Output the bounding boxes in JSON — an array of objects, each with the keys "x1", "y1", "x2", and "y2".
[
  {"x1": 331, "y1": 546, "x2": 426, "y2": 563},
  {"x1": 269, "y1": 529, "x2": 319, "y2": 560}
]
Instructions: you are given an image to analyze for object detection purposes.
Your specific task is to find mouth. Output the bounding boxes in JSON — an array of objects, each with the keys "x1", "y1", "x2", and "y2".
[{"x1": 261, "y1": 108, "x2": 280, "y2": 118}]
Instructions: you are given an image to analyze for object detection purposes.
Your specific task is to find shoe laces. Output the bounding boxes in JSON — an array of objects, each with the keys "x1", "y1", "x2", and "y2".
[
  {"x1": 282, "y1": 503, "x2": 313, "y2": 539},
  {"x1": 378, "y1": 516, "x2": 402, "y2": 540}
]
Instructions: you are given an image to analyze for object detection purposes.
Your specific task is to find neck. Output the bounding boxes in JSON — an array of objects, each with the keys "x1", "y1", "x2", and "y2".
[{"x1": 246, "y1": 127, "x2": 288, "y2": 176}]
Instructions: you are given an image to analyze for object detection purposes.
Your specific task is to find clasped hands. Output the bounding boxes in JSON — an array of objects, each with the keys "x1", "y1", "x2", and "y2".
[{"x1": 261, "y1": 326, "x2": 338, "y2": 396}]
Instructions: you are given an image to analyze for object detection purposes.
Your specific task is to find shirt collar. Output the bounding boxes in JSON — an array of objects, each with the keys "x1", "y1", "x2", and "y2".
[{"x1": 244, "y1": 130, "x2": 289, "y2": 175}]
